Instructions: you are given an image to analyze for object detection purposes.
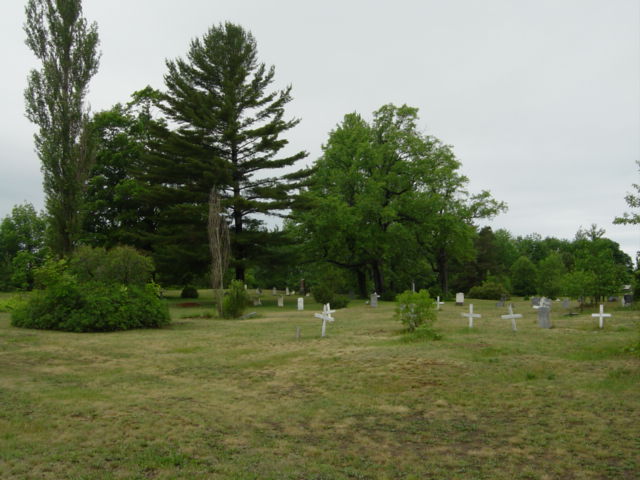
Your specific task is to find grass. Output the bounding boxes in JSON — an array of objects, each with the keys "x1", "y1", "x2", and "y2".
[{"x1": 0, "y1": 291, "x2": 638, "y2": 479}]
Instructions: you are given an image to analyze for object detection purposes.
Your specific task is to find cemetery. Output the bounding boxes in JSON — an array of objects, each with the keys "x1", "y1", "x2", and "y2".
[
  {"x1": 0, "y1": 1, "x2": 638, "y2": 478},
  {"x1": 0, "y1": 289, "x2": 638, "y2": 479}
]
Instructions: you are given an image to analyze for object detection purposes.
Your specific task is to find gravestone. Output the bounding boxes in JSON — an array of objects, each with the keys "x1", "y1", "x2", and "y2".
[
  {"x1": 314, "y1": 303, "x2": 336, "y2": 337},
  {"x1": 455, "y1": 292, "x2": 464, "y2": 306},
  {"x1": 411, "y1": 281, "x2": 416, "y2": 293},
  {"x1": 435, "y1": 296, "x2": 444, "y2": 310},
  {"x1": 537, "y1": 306, "x2": 551, "y2": 328},
  {"x1": 461, "y1": 304, "x2": 481, "y2": 328},
  {"x1": 277, "y1": 296, "x2": 284, "y2": 307},
  {"x1": 306, "y1": 292, "x2": 310, "y2": 297},
  {"x1": 370, "y1": 292, "x2": 380, "y2": 308},
  {"x1": 531, "y1": 297, "x2": 540, "y2": 307},
  {"x1": 297, "y1": 297, "x2": 304, "y2": 311},
  {"x1": 562, "y1": 299, "x2": 570, "y2": 309},
  {"x1": 252, "y1": 297, "x2": 262, "y2": 306},
  {"x1": 592, "y1": 304, "x2": 611, "y2": 328},
  {"x1": 272, "y1": 287, "x2": 277, "y2": 295},
  {"x1": 285, "y1": 287, "x2": 290, "y2": 296},
  {"x1": 244, "y1": 284, "x2": 248, "y2": 290},
  {"x1": 256, "y1": 288, "x2": 262, "y2": 295},
  {"x1": 501, "y1": 304, "x2": 523, "y2": 331},
  {"x1": 623, "y1": 294, "x2": 633, "y2": 307},
  {"x1": 496, "y1": 299, "x2": 505, "y2": 308}
]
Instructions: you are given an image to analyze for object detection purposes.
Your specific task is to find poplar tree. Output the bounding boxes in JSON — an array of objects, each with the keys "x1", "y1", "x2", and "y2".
[
  {"x1": 145, "y1": 22, "x2": 308, "y2": 281},
  {"x1": 24, "y1": 0, "x2": 100, "y2": 257}
]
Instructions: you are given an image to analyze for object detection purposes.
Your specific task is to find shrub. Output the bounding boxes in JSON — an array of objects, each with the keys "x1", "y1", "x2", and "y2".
[
  {"x1": 468, "y1": 281, "x2": 509, "y2": 300},
  {"x1": 180, "y1": 286, "x2": 199, "y2": 299},
  {"x1": 401, "y1": 324, "x2": 443, "y2": 342},
  {"x1": 330, "y1": 295, "x2": 350, "y2": 309},
  {"x1": 222, "y1": 280, "x2": 249, "y2": 319},
  {"x1": 395, "y1": 289, "x2": 437, "y2": 332},
  {"x1": 312, "y1": 283, "x2": 334, "y2": 305}
]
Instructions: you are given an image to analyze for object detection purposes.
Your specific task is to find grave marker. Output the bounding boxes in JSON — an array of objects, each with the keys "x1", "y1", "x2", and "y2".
[
  {"x1": 297, "y1": 297, "x2": 304, "y2": 311},
  {"x1": 592, "y1": 304, "x2": 611, "y2": 329},
  {"x1": 314, "y1": 303, "x2": 336, "y2": 337},
  {"x1": 462, "y1": 304, "x2": 481, "y2": 328},
  {"x1": 370, "y1": 292, "x2": 380, "y2": 308},
  {"x1": 285, "y1": 287, "x2": 290, "y2": 296},
  {"x1": 277, "y1": 296, "x2": 284, "y2": 307},
  {"x1": 272, "y1": 287, "x2": 277, "y2": 295},
  {"x1": 501, "y1": 304, "x2": 523, "y2": 331},
  {"x1": 435, "y1": 296, "x2": 444, "y2": 310},
  {"x1": 455, "y1": 292, "x2": 464, "y2": 306},
  {"x1": 537, "y1": 306, "x2": 551, "y2": 328}
]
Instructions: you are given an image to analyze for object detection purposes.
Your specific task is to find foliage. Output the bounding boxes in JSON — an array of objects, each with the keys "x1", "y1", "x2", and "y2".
[
  {"x1": 180, "y1": 286, "x2": 199, "y2": 299},
  {"x1": 401, "y1": 324, "x2": 443, "y2": 342},
  {"x1": 468, "y1": 280, "x2": 509, "y2": 300},
  {"x1": 536, "y1": 252, "x2": 566, "y2": 298},
  {"x1": 510, "y1": 256, "x2": 538, "y2": 296},
  {"x1": 69, "y1": 245, "x2": 154, "y2": 286},
  {"x1": 394, "y1": 289, "x2": 437, "y2": 332},
  {"x1": 222, "y1": 280, "x2": 249, "y2": 319},
  {"x1": 0, "y1": 203, "x2": 48, "y2": 290},
  {"x1": 24, "y1": 0, "x2": 100, "y2": 256}
]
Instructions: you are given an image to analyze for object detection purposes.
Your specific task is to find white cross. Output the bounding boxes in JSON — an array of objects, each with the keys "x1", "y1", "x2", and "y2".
[
  {"x1": 314, "y1": 303, "x2": 336, "y2": 337},
  {"x1": 461, "y1": 304, "x2": 481, "y2": 328},
  {"x1": 592, "y1": 304, "x2": 611, "y2": 329},
  {"x1": 501, "y1": 304, "x2": 523, "y2": 331},
  {"x1": 435, "y1": 296, "x2": 445, "y2": 311}
]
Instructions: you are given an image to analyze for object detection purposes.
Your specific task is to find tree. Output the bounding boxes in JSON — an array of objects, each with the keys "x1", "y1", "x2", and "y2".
[
  {"x1": 145, "y1": 22, "x2": 308, "y2": 282},
  {"x1": 208, "y1": 189, "x2": 230, "y2": 317},
  {"x1": 0, "y1": 203, "x2": 48, "y2": 290},
  {"x1": 536, "y1": 252, "x2": 566, "y2": 298},
  {"x1": 510, "y1": 256, "x2": 537, "y2": 296},
  {"x1": 613, "y1": 160, "x2": 640, "y2": 225},
  {"x1": 24, "y1": 0, "x2": 100, "y2": 257}
]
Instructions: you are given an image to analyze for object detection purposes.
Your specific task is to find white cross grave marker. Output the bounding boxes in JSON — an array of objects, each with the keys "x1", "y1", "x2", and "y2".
[
  {"x1": 592, "y1": 304, "x2": 611, "y2": 329},
  {"x1": 370, "y1": 292, "x2": 380, "y2": 307},
  {"x1": 297, "y1": 297, "x2": 304, "y2": 311},
  {"x1": 462, "y1": 304, "x2": 481, "y2": 328},
  {"x1": 501, "y1": 304, "x2": 523, "y2": 331},
  {"x1": 435, "y1": 296, "x2": 445, "y2": 311},
  {"x1": 314, "y1": 303, "x2": 336, "y2": 337}
]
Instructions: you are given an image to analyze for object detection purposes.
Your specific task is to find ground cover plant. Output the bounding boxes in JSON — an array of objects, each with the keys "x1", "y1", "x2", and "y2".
[{"x1": 0, "y1": 292, "x2": 638, "y2": 479}]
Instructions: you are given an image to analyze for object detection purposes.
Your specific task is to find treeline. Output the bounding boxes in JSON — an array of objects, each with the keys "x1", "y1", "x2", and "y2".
[{"x1": 13, "y1": 3, "x2": 638, "y2": 302}]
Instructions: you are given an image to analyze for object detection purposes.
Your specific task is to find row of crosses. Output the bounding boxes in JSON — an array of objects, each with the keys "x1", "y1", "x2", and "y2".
[{"x1": 461, "y1": 304, "x2": 613, "y2": 330}]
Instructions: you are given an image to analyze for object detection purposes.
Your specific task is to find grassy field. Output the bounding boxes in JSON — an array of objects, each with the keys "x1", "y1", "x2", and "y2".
[{"x1": 0, "y1": 290, "x2": 638, "y2": 479}]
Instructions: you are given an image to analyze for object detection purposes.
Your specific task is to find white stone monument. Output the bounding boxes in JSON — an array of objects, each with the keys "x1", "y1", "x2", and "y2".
[
  {"x1": 462, "y1": 304, "x2": 481, "y2": 328},
  {"x1": 501, "y1": 304, "x2": 523, "y2": 331},
  {"x1": 592, "y1": 304, "x2": 611, "y2": 329},
  {"x1": 277, "y1": 296, "x2": 284, "y2": 307},
  {"x1": 297, "y1": 297, "x2": 304, "y2": 311},
  {"x1": 370, "y1": 292, "x2": 380, "y2": 307},
  {"x1": 314, "y1": 303, "x2": 336, "y2": 337},
  {"x1": 272, "y1": 287, "x2": 277, "y2": 295},
  {"x1": 455, "y1": 292, "x2": 464, "y2": 306},
  {"x1": 285, "y1": 287, "x2": 290, "y2": 296}
]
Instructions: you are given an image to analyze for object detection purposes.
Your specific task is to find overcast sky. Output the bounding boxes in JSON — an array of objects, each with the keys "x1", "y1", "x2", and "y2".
[{"x1": 1, "y1": 0, "x2": 639, "y2": 259}]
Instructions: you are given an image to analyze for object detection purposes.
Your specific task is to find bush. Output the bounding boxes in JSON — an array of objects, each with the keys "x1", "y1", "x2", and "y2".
[
  {"x1": 312, "y1": 283, "x2": 334, "y2": 305},
  {"x1": 401, "y1": 324, "x2": 443, "y2": 342},
  {"x1": 222, "y1": 280, "x2": 249, "y2": 319},
  {"x1": 395, "y1": 289, "x2": 437, "y2": 332},
  {"x1": 330, "y1": 295, "x2": 350, "y2": 309},
  {"x1": 11, "y1": 257, "x2": 169, "y2": 332},
  {"x1": 468, "y1": 281, "x2": 509, "y2": 300},
  {"x1": 180, "y1": 286, "x2": 199, "y2": 299}
]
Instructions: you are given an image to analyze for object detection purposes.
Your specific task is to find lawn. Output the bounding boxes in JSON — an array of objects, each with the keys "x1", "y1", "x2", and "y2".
[{"x1": 0, "y1": 291, "x2": 638, "y2": 479}]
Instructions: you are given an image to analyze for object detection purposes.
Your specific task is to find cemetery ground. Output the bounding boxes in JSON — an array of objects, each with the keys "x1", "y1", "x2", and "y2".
[{"x1": 0, "y1": 292, "x2": 638, "y2": 479}]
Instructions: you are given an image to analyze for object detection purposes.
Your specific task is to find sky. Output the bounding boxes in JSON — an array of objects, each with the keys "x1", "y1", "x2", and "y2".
[{"x1": 1, "y1": 0, "x2": 639, "y2": 259}]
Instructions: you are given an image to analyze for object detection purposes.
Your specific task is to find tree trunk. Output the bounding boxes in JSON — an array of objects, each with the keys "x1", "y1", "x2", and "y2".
[
  {"x1": 437, "y1": 248, "x2": 449, "y2": 296},
  {"x1": 372, "y1": 261, "x2": 384, "y2": 294},
  {"x1": 356, "y1": 269, "x2": 367, "y2": 298}
]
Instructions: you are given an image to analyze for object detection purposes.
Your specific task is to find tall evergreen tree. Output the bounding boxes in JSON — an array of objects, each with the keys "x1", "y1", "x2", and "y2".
[
  {"x1": 145, "y1": 22, "x2": 308, "y2": 281},
  {"x1": 24, "y1": 0, "x2": 100, "y2": 257}
]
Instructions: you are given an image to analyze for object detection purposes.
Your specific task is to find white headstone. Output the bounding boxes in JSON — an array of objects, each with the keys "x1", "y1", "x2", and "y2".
[
  {"x1": 285, "y1": 287, "x2": 290, "y2": 296},
  {"x1": 435, "y1": 296, "x2": 444, "y2": 310},
  {"x1": 411, "y1": 281, "x2": 416, "y2": 293},
  {"x1": 277, "y1": 296, "x2": 284, "y2": 307},
  {"x1": 297, "y1": 297, "x2": 304, "y2": 311},
  {"x1": 455, "y1": 292, "x2": 464, "y2": 306},
  {"x1": 501, "y1": 304, "x2": 523, "y2": 331},
  {"x1": 306, "y1": 293, "x2": 310, "y2": 297},
  {"x1": 272, "y1": 287, "x2": 277, "y2": 295},
  {"x1": 537, "y1": 306, "x2": 551, "y2": 328},
  {"x1": 370, "y1": 292, "x2": 379, "y2": 307},
  {"x1": 461, "y1": 304, "x2": 481, "y2": 328},
  {"x1": 591, "y1": 304, "x2": 611, "y2": 329},
  {"x1": 252, "y1": 297, "x2": 261, "y2": 306},
  {"x1": 244, "y1": 284, "x2": 247, "y2": 290},
  {"x1": 314, "y1": 303, "x2": 336, "y2": 337}
]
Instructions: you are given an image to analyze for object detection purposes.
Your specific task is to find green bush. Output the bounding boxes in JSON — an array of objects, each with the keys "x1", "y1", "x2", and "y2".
[
  {"x1": 312, "y1": 283, "x2": 334, "y2": 305},
  {"x1": 222, "y1": 280, "x2": 249, "y2": 319},
  {"x1": 11, "y1": 257, "x2": 169, "y2": 332},
  {"x1": 468, "y1": 281, "x2": 509, "y2": 300},
  {"x1": 180, "y1": 286, "x2": 199, "y2": 299},
  {"x1": 330, "y1": 295, "x2": 350, "y2": 309},
  {"x1": 395, "y1": 289, "x2": 437, "y2": 332}
]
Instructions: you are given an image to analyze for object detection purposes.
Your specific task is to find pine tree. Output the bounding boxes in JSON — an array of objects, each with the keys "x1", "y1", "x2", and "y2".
[{"x1": 144, "y1": 22, "x2": 308, "y2": 281}]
